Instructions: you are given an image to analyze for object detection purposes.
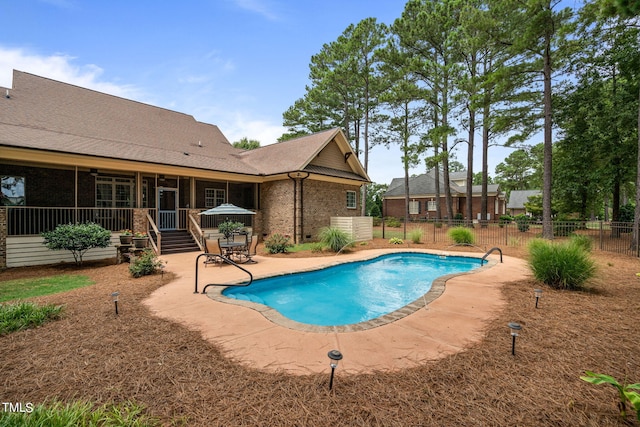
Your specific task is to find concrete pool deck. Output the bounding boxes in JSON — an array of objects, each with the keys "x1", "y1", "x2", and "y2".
[{"x1": 143, "y1": 249, "x2": 530, "y2": 375}]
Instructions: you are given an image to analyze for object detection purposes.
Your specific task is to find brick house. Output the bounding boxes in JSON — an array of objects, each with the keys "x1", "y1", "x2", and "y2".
[
  {"x1": 506, "y1": 190, "x2": 541, "y2": 216},
  {"x1": 0, "y1": 70, "x2": 369, "y2": 267},
  {"x1": 382, "y1": 171, "x2": 506, "y2": 221}
]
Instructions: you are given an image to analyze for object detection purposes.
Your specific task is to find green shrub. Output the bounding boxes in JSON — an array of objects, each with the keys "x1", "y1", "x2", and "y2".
[
  {"x1": 385, "y1": 216, "x2": 402, "y2": 228},
  {"x1": 499, "y1": 215, "x2": 513, "y2": 228},
  {"x1": 42, "y1": 222, "x2": 112, "y2": 266},
  {"x1": 514, "y1": 214, "x2": 530, "y2": 232},
  {"x1": 448, "y1": 227, "x2": 475, "y2": 245},
  {"x1": 434, "y1": 221, "x2": 443, "y2": 229},
  {"x1": 129, "y1": 249, "x2": 165, "y2": 278},
  {"x1": 0, "y1": 301, "x2": 64, "y2": 335},
  {"x1": 570, "y1": 234, "x2": 592, "y2": 252},
  {"x1": 527, "y1": 239, "x2": 596, "y2": 290},
  {"x1": 372, "y1": 216, "x2": 382, "y2": 226},
  {"x1": 389, "y1": 237, "x2": 404, "y2": 244},
  {"x1": 264, "y1": 233, "x2": 292, "y2": 254},
  {"x1": 318, "y1": 226, "x2": 352, "y2": 252},
  {"x1": 409, "y1": 229, "x2": 422, "y2": 244}
]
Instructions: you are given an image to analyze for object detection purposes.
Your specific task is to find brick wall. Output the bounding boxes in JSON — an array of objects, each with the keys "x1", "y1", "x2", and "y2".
[
  {"x1": 260, "y1": 179, "x2": 362, "y2": 242},
  {"x1": 302, "y1": 180, "x2": 360, "y2": 240},
  {"x1": 260, "y1": 180, "x2": 295, "y2": 238}
]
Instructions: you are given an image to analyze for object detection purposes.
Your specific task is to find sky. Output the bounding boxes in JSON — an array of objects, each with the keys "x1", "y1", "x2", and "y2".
[{"x1": 1, "y1": 0, "x2": 528, "y2": 185}]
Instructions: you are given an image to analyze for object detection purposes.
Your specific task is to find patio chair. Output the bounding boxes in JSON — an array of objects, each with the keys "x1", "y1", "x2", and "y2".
[
  {"x1": 230, "y1": 232, "x2": 249, "y2": 263},
  {"x1": 204, "y1": 238, "x2": 222, "y2": 267},
  {"x1": 218, "y1": 237, "x2": 234, "y2": 259},
  {"x1": 244, "y1": 235, "x2": 259, "y2": 264}
]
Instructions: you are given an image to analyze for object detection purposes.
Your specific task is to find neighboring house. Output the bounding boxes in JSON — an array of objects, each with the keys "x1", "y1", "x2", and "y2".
[
  {"x1": 382, "y1": 170, "x2": 506, "y2": 221},
  {"x1": 0, "y1": 70, "x2": 369, "y2": 267},
  {"x1": 506, "y1": 190, "x2": 541, "y2": 216}
]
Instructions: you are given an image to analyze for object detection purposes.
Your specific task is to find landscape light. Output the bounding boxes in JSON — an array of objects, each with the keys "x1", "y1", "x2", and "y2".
[
  {"x1": 508, "y1": 322, "x2": 522, "y2": 356},
  {"x1": 327, "y1": 349, "x2": 343, "y2": 391},
  {"x1": 534, "y1": 289, "x2": 543, "y2": 309},
  {"x1": 111, "y1": 291, "x2": 120, "y2": 315}
]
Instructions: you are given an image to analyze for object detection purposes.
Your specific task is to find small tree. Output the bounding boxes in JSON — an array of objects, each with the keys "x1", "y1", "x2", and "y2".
[{"x1": 42, "y1": 222, "x2": 112, "y2": 266}]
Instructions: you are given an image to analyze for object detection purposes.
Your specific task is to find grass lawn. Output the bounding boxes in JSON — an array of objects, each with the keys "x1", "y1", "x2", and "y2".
[{"x1": 0, "y1": 274, "x2": 94, "y2": 302}]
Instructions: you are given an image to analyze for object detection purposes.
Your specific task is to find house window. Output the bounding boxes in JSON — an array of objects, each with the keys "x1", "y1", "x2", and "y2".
[
  {"x1": 346, "y1": 191, "x2": 357, "y2": 209},
  {"x1": 1, "y1": 176, "x2": 25, "y2": 206},
  {"x1": 427, "y1": 200, "x2": 437, "y2": 211},
  {"x1": 409, "y1": 200, "x2": 420, "y2": 215},
  {"x1": 205, "y1": 188, "x2": 225, "y2": 208},
  {"x1": 96, "y1": 176, "x2": 134, "y2": 208}
]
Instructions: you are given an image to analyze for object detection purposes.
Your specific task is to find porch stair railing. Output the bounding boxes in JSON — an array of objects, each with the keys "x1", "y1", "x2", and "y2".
[{"x1": 146, "y1": 212, "x2": 161, "y2": 254}]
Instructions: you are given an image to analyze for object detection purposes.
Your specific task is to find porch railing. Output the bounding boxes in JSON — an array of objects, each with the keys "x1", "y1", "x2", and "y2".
[
  {"x1": 4, "y1": 207, "x2": 256, "y2": 237},
  {"x1": 6, "y1": 207, "x2": 134, "y2": 236}
]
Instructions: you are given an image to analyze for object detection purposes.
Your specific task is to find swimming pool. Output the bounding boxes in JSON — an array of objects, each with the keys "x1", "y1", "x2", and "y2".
[{"x1": 222, "y1": 252, "x2": 482, "y2": 327}]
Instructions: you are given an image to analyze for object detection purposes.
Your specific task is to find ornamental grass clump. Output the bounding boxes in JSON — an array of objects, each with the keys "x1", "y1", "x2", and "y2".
[
  {"x1": 448, "y1": 227, "x2": 475, "y2": 245},
  {"x1": 0, "y1": 301, "x2": 64, "y2": 335},
  {"x1": 318, "y1": 226, "x2": 352, "y2": 252},
  {"x1": 527, "y1": 238, "x2": 596, "y2": 290},
  {"x1": 409, "y1": 229, "x2": 422, "y2": 244}
]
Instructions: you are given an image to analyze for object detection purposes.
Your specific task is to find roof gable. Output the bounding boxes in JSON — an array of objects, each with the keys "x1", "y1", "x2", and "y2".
[{"x1": 239, "y1": 128, "x2": 369, "y2": 181}]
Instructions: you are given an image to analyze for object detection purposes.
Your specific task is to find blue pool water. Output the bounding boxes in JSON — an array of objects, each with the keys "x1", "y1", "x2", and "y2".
[{"x1": 222, "y1": 252, "x2": 482, "y2": 326}]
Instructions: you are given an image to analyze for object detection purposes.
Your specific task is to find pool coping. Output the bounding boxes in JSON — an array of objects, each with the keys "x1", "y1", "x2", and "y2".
[{"x1": 204, "y1": 250, "x2": 497, "y2": 333}]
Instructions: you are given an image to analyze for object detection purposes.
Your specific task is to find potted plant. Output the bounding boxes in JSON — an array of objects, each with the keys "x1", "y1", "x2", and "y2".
[
  {"x1": 133, "y1": 231, "x2": 148, "y2": 248},
  {"x1": 119, "y1": 229, "x2": 133, "y2": 245},
  {"x1": 217, "y1": 221, "x2": 244, "y2": 240}
]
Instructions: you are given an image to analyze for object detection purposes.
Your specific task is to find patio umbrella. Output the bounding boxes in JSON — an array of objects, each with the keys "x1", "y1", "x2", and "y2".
[{"x1": 198, "y1": 203, "x2": 256, "y2": 216}]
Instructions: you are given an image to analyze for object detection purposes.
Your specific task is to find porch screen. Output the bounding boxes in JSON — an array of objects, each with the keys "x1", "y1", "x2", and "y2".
[
  {"x1": 96, "y1": 177, "x2": 134, "y2": 207},
  {"x1": 205, "y1": 188, "x2": 225, "y2": 208}
]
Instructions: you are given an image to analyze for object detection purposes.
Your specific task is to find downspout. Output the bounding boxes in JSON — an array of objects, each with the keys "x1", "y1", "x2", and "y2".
[
  {"x1": 287, "y1": 173, "x2": 297, "y2": 244},
  {"x1": 287, "y1": 172, "x2": 310, "y2": 244},
  {"x1": 298, "y1": 172, "x2": 310, "y2": 242}
]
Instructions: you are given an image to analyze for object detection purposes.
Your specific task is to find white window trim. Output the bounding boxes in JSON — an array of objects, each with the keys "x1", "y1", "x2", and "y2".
[
  {"x1": 346, "y1": 190, "x2": 357, "y2": 209},
  {"x1": 205, "y1": 188, "x2": 225, "y2": 208},
  {"x1": 409, "y1": 200, "x2": 420, "y2": 215}
]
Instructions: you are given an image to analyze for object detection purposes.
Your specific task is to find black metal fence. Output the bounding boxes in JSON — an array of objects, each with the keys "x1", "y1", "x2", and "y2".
[{"x1": 377, "y1": 219, "x2": 638, "y2": 257}]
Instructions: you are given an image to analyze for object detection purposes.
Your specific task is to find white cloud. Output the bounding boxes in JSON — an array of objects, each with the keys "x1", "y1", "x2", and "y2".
[
  {"x1": 222, "y1": 113, "x2": 287, "y2": 146},
  {"x1": 0, "y1": 45, "x2": 288, "y2": 149},
  {"x1": 231, "y1": 0, "x2": 281, "y2": 21},
  {"x1": 0, "y1": 46, "x2": 142, "y2": 99}
]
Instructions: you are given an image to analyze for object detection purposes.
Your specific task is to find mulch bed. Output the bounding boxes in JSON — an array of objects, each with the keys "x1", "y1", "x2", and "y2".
[{"x1": 1, "y1": 240, "x2": 639, "y2": 426}]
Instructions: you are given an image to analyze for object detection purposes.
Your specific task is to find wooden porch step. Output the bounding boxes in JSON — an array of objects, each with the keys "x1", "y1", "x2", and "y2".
[{"x1": 151, "y1": 230, "x2": 201, "y2": 254}]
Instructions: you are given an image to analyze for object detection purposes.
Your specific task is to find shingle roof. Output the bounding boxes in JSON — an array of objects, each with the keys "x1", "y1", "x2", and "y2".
[
  {"x1": 238, "y1": 129, "x2": 338, "y2": 175},
  {"x1": 0, "y1": 70, "x2": 367, "y2": 182},
  {"x1": 507, "y1": 190, "x2": 541, "y2": 209},
  {"x1": 384, "y1": 171, "x2": 499, "y2": 197}
]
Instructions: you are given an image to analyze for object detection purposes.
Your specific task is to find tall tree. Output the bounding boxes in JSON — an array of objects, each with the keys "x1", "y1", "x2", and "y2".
[
  {"x1": 594, "y1": 0, "x2": 640, "y2": 250},
  {"x1": 493, "y1": 0, "x2": 576, "y2": 238},
  {"x1": 394, "y1": 0, "x2": 461, "y2": 223},
  {"x1": 494, "y1": 144, "x2": 543, "y2": 195},
  {"x1": 282, "y1": 18, "x2": 388, "y2": 215},
  {"x1": 347, "y1": 18, "x2": 389, "y2": 215},
  {"x1": 377, "y1": 33, "x2": 430, "y2": 227}
]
